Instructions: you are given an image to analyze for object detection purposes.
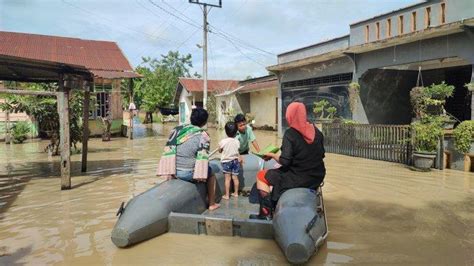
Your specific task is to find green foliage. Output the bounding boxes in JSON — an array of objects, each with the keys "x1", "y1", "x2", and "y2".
[
  {"x1": 411, "y1": 115, "x2": 444, "y2": 153},
  {"x1": 453, "y1": 120, "x2": 474, "y2": 154},
  {"x1": 0, "y1": 83, "x2": 83, "y2": 154},
  {"x1": 206, "y1": 93, "x2": 217, "y2": 124},
  {"x1": 313, "y1": 100, "x2": 329, "y2": 119},
  {"x1": 134, "y1": 51, "x2": 195, "y2": 117},
  {"x1": 348, "y1": 82, "x2": 360, "y2": 112},
  {"x1": 409, "y1": 86, "x2": 427, "y2": 118},
  {"x1": 424, "y1": 81, "x2": 454, "y2": 100},
  {"x1": 326, "y1": 106, "x2": 337, "y2": 119},
  {"x1": 410, "y1": 82, "x2": 455, "y2": 118},
  {"x1": 342, "y1": 119, "x2": 359, "y2": 125},
  {"x1": 11, "y1": 121, "x2": 30, "y2": 144},
  {"x1": 313, "y1": 100, "x2": 337, "y2": 119},
  {"x1": 464, "y1": 82, "x2": 474, "y2": 92}
]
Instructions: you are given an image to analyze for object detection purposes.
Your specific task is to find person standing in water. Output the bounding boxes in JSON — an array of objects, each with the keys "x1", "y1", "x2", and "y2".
[
  {"x1": 250, "y1": 102, "x2": 326, "y2": 220},
  {"x1": 218, "y1": 122, "x2": 242, "y2": 200},
  {"x1": 234, "y1": 114, "x2": 261, "y2": 155}
]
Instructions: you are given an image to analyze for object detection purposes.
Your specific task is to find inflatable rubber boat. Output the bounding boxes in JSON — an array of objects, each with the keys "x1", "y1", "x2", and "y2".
[{"x1": 111, "y1": 154, "x2": 328, "y2": 263}]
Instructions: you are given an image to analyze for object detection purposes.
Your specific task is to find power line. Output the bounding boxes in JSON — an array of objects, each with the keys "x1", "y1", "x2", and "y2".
[
  {"x1": 147, "y1": 0, "x2": 201, "y2": 29},
  {"x1": 211, "y1": 30, "x2": 266, "y2": 67},
  {"x1": 62, "y1": 0, "x2": 174, "y2": 43},
  {"x1": 150, "y1": 0, "x2": 275, "y2": 59}
]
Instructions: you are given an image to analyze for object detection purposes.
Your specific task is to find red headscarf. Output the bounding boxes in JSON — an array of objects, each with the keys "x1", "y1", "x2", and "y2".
[{"x1": 285, "y1": 102, "x2": 315, "y2": 144}]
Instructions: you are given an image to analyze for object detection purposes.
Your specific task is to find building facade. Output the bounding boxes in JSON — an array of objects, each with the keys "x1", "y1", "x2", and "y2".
[{"x1": 268, "y1": 0, "x2": 474, "y2": 136}]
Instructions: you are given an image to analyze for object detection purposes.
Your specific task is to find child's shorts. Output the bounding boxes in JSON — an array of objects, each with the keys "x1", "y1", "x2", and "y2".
[{"x1": 221, "y1": 159, "x2": 240, "y2": 175}]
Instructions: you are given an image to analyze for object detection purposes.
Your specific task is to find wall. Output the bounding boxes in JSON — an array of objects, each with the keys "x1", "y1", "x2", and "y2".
[
  {"x1": 178, "y1": 89, "x2": 193, "y2": 125},
  {"x1": 280, "y1": 56, "x2": 354, "y2": 83},
  {"x1": 350, "y1": 0, "x2": 454, "y2": 46},
  {"x1": 110, "y1": 79, "x2": 123, "y2": 120},
  {"x1": 249, "y1": 88, "x2": 278, "y2": 129},
  {"x1": 359, "y1": 69, "x2": 418, "y2": 124},
  {"x1": 355, "y1": 32, "x2": 474, "y2": 77}
]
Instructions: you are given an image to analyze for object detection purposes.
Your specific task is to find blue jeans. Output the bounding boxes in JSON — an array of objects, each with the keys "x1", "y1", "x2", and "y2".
[
  {"x1": 176, "y1": 165, "x2": 213, "y2": 182},
  {"x1": 221, "y1": 159, "x2": 240, "y2": 175}
]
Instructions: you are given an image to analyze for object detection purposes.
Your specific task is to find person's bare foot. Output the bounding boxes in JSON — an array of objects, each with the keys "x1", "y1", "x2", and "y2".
[
  {"x1": 208, "y1": 203, "x2": 220, "y2": 211},
  {"x1": 222, "y1": 195, "x2": 230, "y2": 200},
  {"x1": 231, "y1": 193, "x2": 238, "y2": 198}
]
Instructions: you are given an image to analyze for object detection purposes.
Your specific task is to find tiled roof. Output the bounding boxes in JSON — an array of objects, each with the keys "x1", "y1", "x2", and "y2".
[
  {"x1": 0, "y1": 31, "x2": 140, "y2": 79},
  {"x1": 238, "y1": 78, "x2": 278, "y2": 93},
  {"x1": 179, "y1": 78, "x2": 239, "y2": 93}
]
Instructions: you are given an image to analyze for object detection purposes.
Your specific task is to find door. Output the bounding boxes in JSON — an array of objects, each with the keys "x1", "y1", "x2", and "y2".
[{"x1": 179, "y1": 102, "x2": 186, "y2": 124}]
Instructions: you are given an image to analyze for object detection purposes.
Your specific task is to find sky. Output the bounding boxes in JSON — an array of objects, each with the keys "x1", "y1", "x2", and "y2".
[{"x1": 0, "y1": 0, "x2": 420, "y2": 80}]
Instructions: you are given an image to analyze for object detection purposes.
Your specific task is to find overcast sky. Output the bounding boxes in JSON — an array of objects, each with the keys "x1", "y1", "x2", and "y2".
[{"x1": 0, "y1": 0, "x2": 420, "y2": 80}]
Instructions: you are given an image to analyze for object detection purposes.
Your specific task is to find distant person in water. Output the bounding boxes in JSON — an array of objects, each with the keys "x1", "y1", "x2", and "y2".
[
  {"x1": 219, "y1": 121, "x2": 242, "y2": 200},
  {"x1": 250, "y1": 102, "x2": 326, "y2": 220},
  {"x1": 173, "y1": 108, "x2": 220, "y2": 211},
  {"x1": 234, "y1": 114, "x2": 260, "y2": 155}
]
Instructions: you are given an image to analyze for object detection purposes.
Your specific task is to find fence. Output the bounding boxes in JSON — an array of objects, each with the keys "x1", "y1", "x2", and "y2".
[{"x1": 322, "y1": 124, "x2": 412, "y2": 164}]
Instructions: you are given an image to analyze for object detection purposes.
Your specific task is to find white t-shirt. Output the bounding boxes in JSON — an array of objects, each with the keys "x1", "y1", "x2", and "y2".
[{"x1": 219, "y1": 137, "x2": 240, "y2": 162}]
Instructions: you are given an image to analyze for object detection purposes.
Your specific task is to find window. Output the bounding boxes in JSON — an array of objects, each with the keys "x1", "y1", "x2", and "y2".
[
  {"x1": 96, "y1": 92, "x2": 110, "y2": 118},
  {"x1": 365, "y1": 25, "x2": 370, "y2": 43},
  {"x1": 411, "y1": 12, "x2": 417, "y2": 32},
  {"x1": 440, "y1": 3, "x2": 446, "y2": 24},
  {"x1": 425, "y1": 7, "x2": 432, "y2": 28},
  {"x1": 398, "y1": 15, "x2": 404, "y2": 35},
  {"x1": 375, "y1": 22, "x2": 380, "y2": 40},
  {"x1": 387, "y1": 18, "x2": 392, "y2": 37}
]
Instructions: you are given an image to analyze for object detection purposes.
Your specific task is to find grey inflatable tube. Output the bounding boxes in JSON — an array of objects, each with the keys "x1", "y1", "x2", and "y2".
[
  {"x1": 111, "y1": 155, "x2": 262, "y2": 248},
  {"x1": 273, "y1": 188, "x2": 327, "y2": 264},
  {"x1": 111, "y1": 179, "x2": 208, "y2": 247}
]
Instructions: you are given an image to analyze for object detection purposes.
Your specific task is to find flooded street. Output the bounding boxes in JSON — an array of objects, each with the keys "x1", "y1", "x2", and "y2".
[{"x1": 1, "y1": 122, "x2": 474, "y2": 265}]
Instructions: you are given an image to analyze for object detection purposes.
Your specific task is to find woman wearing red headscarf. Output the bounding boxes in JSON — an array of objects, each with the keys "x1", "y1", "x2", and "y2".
[{"x1": 250, "y1": 102, "x2": 326, "y2": 220}]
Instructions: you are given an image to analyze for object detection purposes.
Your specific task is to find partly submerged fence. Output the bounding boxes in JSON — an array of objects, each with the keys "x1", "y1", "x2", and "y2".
[{"x1": 322, "y1": 124, "x2": 412, "y2": 165}]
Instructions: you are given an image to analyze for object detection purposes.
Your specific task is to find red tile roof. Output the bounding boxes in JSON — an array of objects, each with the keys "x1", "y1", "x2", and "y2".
[
  {"x1": 0, "y1": 31, "x2": 139, "y2": 79},
  {"x1": 179, "y1": 78, "x2": 239, "y2": 93},
  {"x1": 238, "y1": 78, "x2": 278, "y2": 93}
]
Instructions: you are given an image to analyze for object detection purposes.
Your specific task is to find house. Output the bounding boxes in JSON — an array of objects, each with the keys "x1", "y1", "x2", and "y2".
[
  {"x1": 267, "y1": 0, "x2": 474, "y2": 136},
  {"x1": 0, "y1": 31, "x2": 140, "y2": 139},
  {"x1": 174, "y1": 78, "x2": 239, "y2": 124},
  {"x1": 215, "y1": 75, "x2": 278, "y2": 129}
]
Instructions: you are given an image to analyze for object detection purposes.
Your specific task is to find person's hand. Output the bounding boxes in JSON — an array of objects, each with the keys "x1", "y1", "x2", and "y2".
[
  {"x1": 263, "y1": 152, "x2": 275, "y2": 161},
  {"x1": 194, "y1": 178, "x2": 207, "y2": 183},
  {"x1": 238, "y1": 156, "x2": 244, "y2": 165}
]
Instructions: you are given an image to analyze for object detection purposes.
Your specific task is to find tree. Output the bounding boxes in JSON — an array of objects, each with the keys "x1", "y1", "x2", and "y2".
[
  {"x1": 134, "y1": 51, "x2": 195, "y2": 123},
  {"x1": 0, "y1": 82, "x2": 84, "y2": 155}
]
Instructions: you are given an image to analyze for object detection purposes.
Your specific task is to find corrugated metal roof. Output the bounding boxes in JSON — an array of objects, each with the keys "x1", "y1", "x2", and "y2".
[
  {"x1": 238, "y1": 78, "x2": 278, "y2": 93},
  {"x1": 0, "y1": 31, "x2": 138, "y2": 79},
  {"x1": 179, "y1": 78, "x2": 239, "y2": 93}
]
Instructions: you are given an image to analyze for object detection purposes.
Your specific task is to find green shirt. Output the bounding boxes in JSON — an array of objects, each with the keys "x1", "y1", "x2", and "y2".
[{"x1": 236, "y1": 125, "x2": 256, "y2": 154}]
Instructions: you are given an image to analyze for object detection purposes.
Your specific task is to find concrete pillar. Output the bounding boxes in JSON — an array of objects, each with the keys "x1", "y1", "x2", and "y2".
[
  {"x1": 470, "y1": 64, "x2": 474, "y2": 121},
  {"x1": 353, "y1": 66, "x2": 369, "y2": 124}
]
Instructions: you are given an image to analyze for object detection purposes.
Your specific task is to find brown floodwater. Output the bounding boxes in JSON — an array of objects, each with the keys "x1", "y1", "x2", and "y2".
[{"x1": 1, "y1": 122, "x2": 473, "y2": 265}]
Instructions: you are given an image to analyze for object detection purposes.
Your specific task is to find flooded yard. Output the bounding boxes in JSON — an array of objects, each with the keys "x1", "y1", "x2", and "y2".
[{"x1": 1, "y1": 122, "x2": 473, "y2": 265}]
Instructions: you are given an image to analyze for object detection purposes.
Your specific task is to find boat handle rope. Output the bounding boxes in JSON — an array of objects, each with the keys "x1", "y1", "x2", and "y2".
[{"x1": 116, "y1": 202, "x2": 125, "y2": 217}]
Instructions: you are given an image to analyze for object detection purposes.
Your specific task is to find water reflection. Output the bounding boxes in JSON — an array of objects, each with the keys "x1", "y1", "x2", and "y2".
[{"x1": 0, "y1": 121, "x2": 473, "y2": 265}]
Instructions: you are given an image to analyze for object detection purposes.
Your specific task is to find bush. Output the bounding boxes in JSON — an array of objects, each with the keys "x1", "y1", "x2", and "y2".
[
  {"x1": 453, "y1": 120, "x2": 474, "y2": 154},
  {"x1": 411, "y1": 116, "x2": 444, "y2": 153},
  {"x1": 424, "y1": 81, "x2": 454, "y2": 100},
  {"x1": 12, "y1": 121, "x2": 30, "y2": 144}
]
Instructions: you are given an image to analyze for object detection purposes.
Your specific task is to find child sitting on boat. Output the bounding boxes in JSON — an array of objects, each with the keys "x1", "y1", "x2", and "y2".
[{"x1": 219, "y1": 122, "x2": 242, "y2": 199}]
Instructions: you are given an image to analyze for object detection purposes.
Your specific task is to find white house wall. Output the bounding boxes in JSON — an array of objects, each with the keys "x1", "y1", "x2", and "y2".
[
  {"x1": 179, "y1": 89, "x2": 193, "y2": 125},
  {"x1": 249, "y1": 88, "x2": 277, "y2": 129}
]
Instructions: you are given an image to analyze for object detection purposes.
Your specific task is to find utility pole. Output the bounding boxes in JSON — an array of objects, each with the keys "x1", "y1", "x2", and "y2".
[{"x1": 189, "y1": 0, "x2": 222, "y2": 110}]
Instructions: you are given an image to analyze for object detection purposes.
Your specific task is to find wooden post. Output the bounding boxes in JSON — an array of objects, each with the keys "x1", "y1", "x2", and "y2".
[
  {"x1": 81, "y1": 81, "x2": 92, "y2": 172},
  {"x1": 5, "y1": 109, "x2": 10, "y2": 144},
  {"x1": 58, "y1": 74, "x2": 71, "y2": 189},
  {"x1": 128, "y1": 79, "x2": 134, "y2": 140}
]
